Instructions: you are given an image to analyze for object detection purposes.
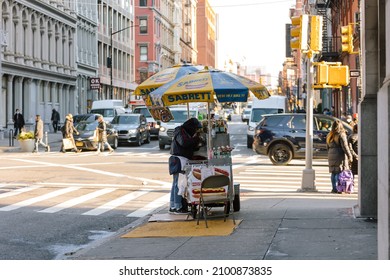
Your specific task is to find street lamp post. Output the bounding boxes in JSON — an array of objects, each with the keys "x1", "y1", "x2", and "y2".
[{"x1": 109, "y1": 25, "x2": 136, "y2": 99}]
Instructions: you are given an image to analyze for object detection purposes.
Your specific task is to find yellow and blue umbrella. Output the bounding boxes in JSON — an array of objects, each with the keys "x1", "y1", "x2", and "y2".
[
  {"x1": 134, "y1": 64, "x2": 204, "y2": 97},
  {"x1": 149, "y1": 68, "x2": 270, "y2": 107}
]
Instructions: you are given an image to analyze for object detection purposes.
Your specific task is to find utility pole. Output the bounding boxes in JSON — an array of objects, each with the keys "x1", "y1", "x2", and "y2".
[{"x1": 109, "y1": 25, "x2": 137, "y2": 99}]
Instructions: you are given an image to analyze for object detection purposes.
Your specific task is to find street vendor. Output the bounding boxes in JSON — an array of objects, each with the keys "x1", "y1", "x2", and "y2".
[{"x1": 168, "y1": 117, "x2": 203, "y2": 214}]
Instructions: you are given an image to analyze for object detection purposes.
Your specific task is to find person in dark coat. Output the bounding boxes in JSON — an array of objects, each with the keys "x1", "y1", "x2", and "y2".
[
  {"x1": 13, "y1": 109, "x2": 25, "y2": 138},
  {"x1": 326, "y1": 119, "x2": 353, "y2": 193},
  {"x1": 348, "y1": 124, "x2": 358, "y2": 177},
  {"x1": 169, "y1": 117, "x2": 202, "y2": 214},
  {"x1": 51, "y1": 109, "x2": 61, "y2": 133}
]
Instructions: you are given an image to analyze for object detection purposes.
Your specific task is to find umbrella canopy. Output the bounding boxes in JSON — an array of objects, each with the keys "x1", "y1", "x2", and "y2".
[
  {"x1": 134, "y1": 64, "x2": 204, "y2": 96},
  {"x1": 148, "y1": 68, "x2": 270, "y2": 107}
]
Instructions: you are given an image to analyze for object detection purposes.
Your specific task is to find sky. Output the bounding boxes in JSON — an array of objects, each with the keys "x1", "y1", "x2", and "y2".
[{"x1": 208, "y1": 0, "x2": 296, "y2": 84}]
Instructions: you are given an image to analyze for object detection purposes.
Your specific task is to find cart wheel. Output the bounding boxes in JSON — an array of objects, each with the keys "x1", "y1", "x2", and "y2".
[{"x1": 191, "y1": 205, "x2": 197, "y2": 219}]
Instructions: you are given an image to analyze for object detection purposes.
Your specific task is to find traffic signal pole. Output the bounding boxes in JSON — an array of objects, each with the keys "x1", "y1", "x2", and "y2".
[{"x1": 300, "y1": 52, "x2": 316, "y2": 191}]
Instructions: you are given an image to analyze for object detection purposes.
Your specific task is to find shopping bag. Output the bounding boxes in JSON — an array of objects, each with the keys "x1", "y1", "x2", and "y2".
[
  {"x1": 92, "y1": 129, "x2": 99, "y2": 142},
  {"x1": 62, "y1": 138, "x2": 74, "y2": 150}
]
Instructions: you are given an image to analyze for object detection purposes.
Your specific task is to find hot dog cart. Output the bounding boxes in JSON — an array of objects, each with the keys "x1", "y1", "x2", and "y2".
[{"x1": 181, "y1": 122, "x2": 240, "y2": 218}]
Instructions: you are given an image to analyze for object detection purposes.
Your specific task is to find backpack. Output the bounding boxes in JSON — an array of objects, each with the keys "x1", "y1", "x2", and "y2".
[{"x1": 337, "y1": 170, "x2": 354, "y2": 193}]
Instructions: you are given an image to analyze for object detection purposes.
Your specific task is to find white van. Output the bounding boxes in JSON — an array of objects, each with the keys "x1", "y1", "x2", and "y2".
[
  {"x1": 246, "y1": 95, "x2": 287, "y2": 148},
  {"x1": 91, "y1": 99, "x2": 124, "y2": 109},
  {"x1": 90, "y1": 99, "x2": 126, "y2": 123}
]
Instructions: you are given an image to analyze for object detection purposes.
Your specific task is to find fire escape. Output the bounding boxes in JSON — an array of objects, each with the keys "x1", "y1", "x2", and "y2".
[{"x1": 316, "y1": 0, "x2": 340, "y2": 62}]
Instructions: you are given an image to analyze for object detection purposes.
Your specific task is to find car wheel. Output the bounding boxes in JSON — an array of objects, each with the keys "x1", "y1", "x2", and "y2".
[
  {"x1": 112, "y1": 137, "x2": 118, "y2": 149},
  {"x1": 269, "y1": 143, "x2": 293, "y2": 165},
  {"x1": 247, "y1": 136, "x2": 253, "y2": 148},
  {"x1": 145, "y1": 132, "x2": 151, "y2": 144},
  {"x1": 159, "y1": 143, "x2": 165, "y2": 150},
  {"x1": 136, "y1": 134, "x2": 142, "y2": 146}
]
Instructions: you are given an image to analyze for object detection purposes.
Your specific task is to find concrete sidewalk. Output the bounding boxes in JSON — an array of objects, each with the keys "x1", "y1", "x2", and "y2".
[
  {"x1": 0, "y1": 131, "x2": 63, "y2": 153},
  {"x1": 68, "y1": 194, "x2": 377, "y2": 260}
]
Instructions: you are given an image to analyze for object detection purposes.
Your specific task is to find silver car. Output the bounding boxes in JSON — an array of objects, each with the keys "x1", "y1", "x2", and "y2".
[{"x1": 111, "y1": 114, "x2": 150, "y2": 146}]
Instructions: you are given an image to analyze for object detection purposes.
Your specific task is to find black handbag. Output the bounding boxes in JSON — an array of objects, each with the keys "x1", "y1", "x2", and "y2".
[{"x1": 168, "y1": 156, "x2": 182, "y2": 175}]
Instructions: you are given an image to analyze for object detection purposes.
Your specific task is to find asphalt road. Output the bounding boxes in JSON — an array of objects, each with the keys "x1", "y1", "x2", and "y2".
[{"x1": 0, "y1": 115, "x2": 342, "y2": 260}]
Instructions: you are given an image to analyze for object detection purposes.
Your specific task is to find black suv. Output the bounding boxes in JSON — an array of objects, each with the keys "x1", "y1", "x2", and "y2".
[{"x1": 252, "y1": 113, "x2": 352, "y2": 165}]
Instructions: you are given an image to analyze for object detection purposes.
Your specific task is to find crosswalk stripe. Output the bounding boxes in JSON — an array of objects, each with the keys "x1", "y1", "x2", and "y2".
[
  {"x1": 127, "y1": 193, "x2": 170, "y2": 217},
  {"x1": 0, "y1": 187, "x2": 80, "y2": 211},
  {"x1": 82, "y1": 190, "x2": 150, "y2": 216},
  {"x1": 0, "y1": 185, "x2": 43, "y2": 199},
  {"x1": 38, "y1": 188, "x2": 116, "y2": 213}
]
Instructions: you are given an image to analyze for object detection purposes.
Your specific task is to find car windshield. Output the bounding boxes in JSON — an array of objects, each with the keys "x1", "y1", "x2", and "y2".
[
  {"x1": 169, "y1": 110, "x2": 197, "y2": 123},
  {"x1": 111, "y1": 115, "x2": 139, "y2": 124},
  {"x1": 76, "y1": 121, "x2": 99, "y2": 131},
  {"x1": 133, "y1": 107, "x2": 151, "y2": 118},
  {"x1": 251, "y1": 108, "x2": 283, "y2": 122}
]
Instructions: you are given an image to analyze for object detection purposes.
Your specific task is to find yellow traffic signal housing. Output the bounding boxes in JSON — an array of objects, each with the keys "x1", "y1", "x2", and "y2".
[
  {"x1": 290, "y1": 15, "x2": 309, "y2": 50},
  {"x1": 315, "y1": 62, "x2": 328, "y2": 85},
  {"x1": 341, "y1": 25, "x2": 353, "y2": 53},
  {"x1": 328, "y1": 65, "x2": 350, "y2": 86},
  {"x1": 310, "y1": 16, "x2": 323, "y2": 52}
]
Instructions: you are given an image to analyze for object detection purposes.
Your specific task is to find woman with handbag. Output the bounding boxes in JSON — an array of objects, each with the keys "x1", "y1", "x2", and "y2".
[
  {"x1": 61, "y1": 114, "x2": 81, "y2": 153},
  {"x1": 326, "y1": 120, "x2": 353, "y2": 193}
]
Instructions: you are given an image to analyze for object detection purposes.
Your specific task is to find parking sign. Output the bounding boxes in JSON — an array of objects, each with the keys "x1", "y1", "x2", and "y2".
[{"x1": 90, "y1": 78, "x2": 100, "y2": 90}]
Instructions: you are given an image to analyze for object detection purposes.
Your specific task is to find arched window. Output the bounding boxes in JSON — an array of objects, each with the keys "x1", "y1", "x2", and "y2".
[
  {"x1": 12, "y1": 6, "x2": 18, "y2": 54},
  {"x1": 47, "y1": 21, "x2": 52, "y2": 63},
  {"x1": 40, "y1": 18, "x2": 45, "y2": 61},
  {"x1": 22, "y1": 10, "x2": 28, "y2": 57},
  {"x1": 31, "y1": 14, "x2": 36, "y2": 59}
]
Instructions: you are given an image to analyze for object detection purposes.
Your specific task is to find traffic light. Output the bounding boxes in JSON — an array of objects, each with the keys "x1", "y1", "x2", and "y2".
[
  {"x1": 313, "y1": 62, "x2": 350, "y2": 88},
  {"x1": 290, "y1": 15, "x2": 308, "y2": 50},
  {"x1": 310, "y1": 15, "x2": 323, "y2": 52},
  {"x1": 315, "y1": 62, "x2": 328, "y2": 85},
  {"x1": 328, "y1": 65, "x2": 350, "y2": 86},
  {"x1": 341, "y1": 25, "x2": 353, "y2": 53}
]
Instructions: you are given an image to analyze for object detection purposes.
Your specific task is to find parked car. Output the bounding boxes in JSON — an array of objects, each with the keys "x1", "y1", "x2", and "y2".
[
  {"x1": 252, "y1": 113, "x2": 352, "y2": 165},
  {"x1": 241, "y1": 108, "x2": 251, "y2": 123},
  {"x1": 89, "y1": 107, "x2": 126, "y2": 123},
  {"x1": 73, "y1": 121, "x2": 118, "y2": 151},
  {"x1": 133, "y1": 106, "x2": 159, "y2": 139},
  {"x1": 110, "y1": 113, "x2": 150, "y2": 146}
]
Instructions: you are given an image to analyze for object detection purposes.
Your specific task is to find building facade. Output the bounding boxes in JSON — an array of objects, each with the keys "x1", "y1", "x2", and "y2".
[
  {"x1": 76, "y1": 0, "x2": 98, "y2": 114},
  {"x1": 196, "y1": 0, "x2": 216, "y2": 68},
  {"x1": 181, "y1": 0, "x2": 197, "y2": 64},
  {"x1": 1, "y1": 0, "x2": 77, "y2": 131},
  {"x1": 97, "y1": 0, "x2": 136, "y2": 107}
]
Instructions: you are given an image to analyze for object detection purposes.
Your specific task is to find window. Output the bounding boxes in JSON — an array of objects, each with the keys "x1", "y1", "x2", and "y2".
[
  {"x1": 139, "y1": 18, "x2": 147, "y2": 34},
  {"x1": 140, "y1": 46, "x2": 147, "y2": 61},
  {"x1": 290, "y1": 115, "x2": 306, "y2": 130},
  {"x1": 140, "y1": 0, "x2": 147, "y2": 7}
]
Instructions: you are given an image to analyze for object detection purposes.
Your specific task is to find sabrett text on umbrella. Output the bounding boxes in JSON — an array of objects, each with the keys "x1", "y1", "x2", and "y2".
[{"x1": 167, "y1": 92, "x2": 212, "y2": 103}]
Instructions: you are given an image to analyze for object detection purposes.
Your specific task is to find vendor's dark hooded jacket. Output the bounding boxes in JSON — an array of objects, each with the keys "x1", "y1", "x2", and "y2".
[{"x1": 170, "y1": 118, "x2": 201, "y2": 159}]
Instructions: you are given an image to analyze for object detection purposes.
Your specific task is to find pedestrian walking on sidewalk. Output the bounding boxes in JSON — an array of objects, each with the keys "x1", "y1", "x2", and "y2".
[
  {"x1": 326, "y1": 119, "x2": 353, "y2": 193},
  {"x1": 96, "y1": 115, "x2": 114, "y2": 154},
  {"x1": 13, "y1": 109, "x2": 25, "y2": 138},
  {"x1": 32, "y1": 115, "x2": 50, "y2": 153},
  {"x1": 348, "y1": 124, "x2": 358, "y2": 177},
  {"x1": 61, "y1": 114, "x2": 81, "y2": 153},
  {"x1": 169, "y1": 118, "x2": 202, "y2": 214},
  {"x1": 51, "y1": 108, "x2": 61, "y2": 133}
]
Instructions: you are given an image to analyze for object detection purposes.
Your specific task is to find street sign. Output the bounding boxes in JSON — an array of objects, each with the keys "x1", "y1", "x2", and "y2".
[
  {"x1": 350, "y1": 70, "x2": 360, "y2": 78},
  {"x1": 90, "y1": 78, "x2": 100, "y2": 90}
]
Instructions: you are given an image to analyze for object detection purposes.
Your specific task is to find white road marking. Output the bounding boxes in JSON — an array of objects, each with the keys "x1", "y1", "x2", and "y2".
[
  {"x1": 82, "y1": 190, "x2": 150, "y2": 216},
  {"x1": 127, "y1": 193, "x2": 170, "y2": 217},
  {"x1": 38, "y1": 188, "x2": 116, "y2": 213},
  {"x1": 0, "y1": 187, "x2": 80, "y2": 211},
  {"x1": 0, "y1": 185, "x2": 43, "y2": 199}
]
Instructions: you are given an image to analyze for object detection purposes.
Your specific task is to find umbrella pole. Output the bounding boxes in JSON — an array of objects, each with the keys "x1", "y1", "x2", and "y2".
[
  {"x1": 207, "y1": 102, "x2": 212, "y2": 159},
  {"x1": 187, "y1": 103, "x2": 190, "y2": 119}
]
